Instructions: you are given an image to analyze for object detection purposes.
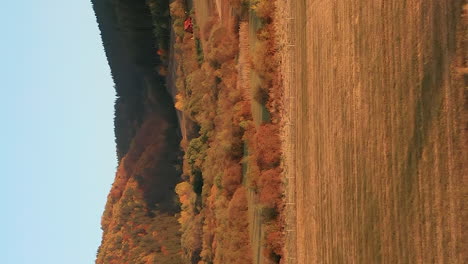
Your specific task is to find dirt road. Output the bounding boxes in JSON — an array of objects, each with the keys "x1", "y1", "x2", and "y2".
[{"x1": 281, "y1": 0, "x2": 466, "y2": 263}]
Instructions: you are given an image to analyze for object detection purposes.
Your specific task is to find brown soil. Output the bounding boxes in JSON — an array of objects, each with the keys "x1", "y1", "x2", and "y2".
[{"x1": 278, "y1": 1, "x2": 467, "y2": 263}]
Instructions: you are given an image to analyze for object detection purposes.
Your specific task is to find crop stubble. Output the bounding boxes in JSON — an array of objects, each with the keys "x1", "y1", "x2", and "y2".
[{"x1": 278, "y1": 0, "x2": 466, "y2": 263}]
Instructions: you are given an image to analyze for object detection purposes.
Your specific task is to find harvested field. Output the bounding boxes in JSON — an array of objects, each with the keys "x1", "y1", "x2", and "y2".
[{"x1": 279, "y1": 0, "x2": 467, "y2": 263}]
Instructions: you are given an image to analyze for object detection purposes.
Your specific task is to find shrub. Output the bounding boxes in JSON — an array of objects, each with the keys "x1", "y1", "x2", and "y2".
[
  {"x1": 186, "y1": 136, "x2": 208, "y2": 174},
  {"x1": 256, "y1": 124, "x2": 281, "y2": 169},
  {"x1": 207, "y1": 26, "x2": 239, "y2": 66},
  {"x1": 250, "y1": 0, "x2": 274, "y2": 20},
  {"x1": 222, "y1": 161, "x2": 243, "y2": 197},
  {"x1": 264, "y1": 220, "x2": 283, "y2": 260},
  {"x1": 260, "y1": 206, "x2": 278, "y2": 222},
  {"x1": 169, "y1": 0, "x2": 186, "y2": 19},
  {"x1": 258, "y1": 167, "x2": 283, "y2": 208},
  {"x1": 174, "y1": 93, "x2": 185, "y2": 111}
]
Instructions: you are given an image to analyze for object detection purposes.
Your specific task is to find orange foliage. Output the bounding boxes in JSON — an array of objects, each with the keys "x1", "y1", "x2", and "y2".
[
  {"x1": 97, "y1": 178, "x2": 183, "y2": 264},
  {"x1": 171, "y1": 0, "x2": 286, "y2": 262},
  {"x1": 222, "y1": 161, "x2": 243, "y2": 197},
  {"x1": 258, "y1": 167, "x2": 283, "y2": 208},
  {"x1": 97, "y1": 115, "x2": 183, "y2": 264},
  {"x1": 251, "y1": 0, "x2": 275, "y2": 19},
  {"x1": 265, "y1": 221, "x2": 283, "y2": 258},
  {"x1": 161, "y1": 246, "x2": 169, "y2": 256},
  {"x1": 256, "y1": 123, "x2": 282, "y2": 169},
  {"x1": 205, "y1": 26, "x2": 239, "y2": 66},
  {"x1": 215, "y1": 187, "x2": 253, "y2": 264},
  {"x1": 108, "y1": 162, "x2": 127, "y2": 201}
]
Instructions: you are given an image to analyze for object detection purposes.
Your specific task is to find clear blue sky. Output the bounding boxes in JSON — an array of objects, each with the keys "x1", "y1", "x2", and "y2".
[{"x1": 0, "y1": 1, "x2": 116, "y2": 263}]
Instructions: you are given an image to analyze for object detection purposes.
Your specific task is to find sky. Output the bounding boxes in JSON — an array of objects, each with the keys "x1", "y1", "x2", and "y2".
[{"x1": 0, "y1": 1, "x2": 116, "y2": 263}]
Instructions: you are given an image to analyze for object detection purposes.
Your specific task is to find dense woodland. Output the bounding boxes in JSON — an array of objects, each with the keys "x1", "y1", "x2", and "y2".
[
  {"x1": 92, "y1": 0, "x2": 176, "y2": 161},
  {"x1": 93, "y1": 0, "x2": 284, "y2": 263},
  {"x1": 171, "y1": 0, "x2": 285, "y2": 262},
  {"x1": 92, "y1": 0, "x2": 183, "y2": 263}
]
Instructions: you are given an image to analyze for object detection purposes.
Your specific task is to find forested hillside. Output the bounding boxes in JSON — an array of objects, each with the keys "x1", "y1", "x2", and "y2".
[
  {"x1": 92, "y1": 0, "x2": 175, "y2": 160},
  {"x1": 92, "y1": 0, "x2": 183, "y2": 263}
]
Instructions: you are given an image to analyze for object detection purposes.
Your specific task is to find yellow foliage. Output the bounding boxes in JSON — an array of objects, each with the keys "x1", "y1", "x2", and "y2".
[
  {"x1": 175, "y1": 93, "x2": 185, "y2": 111},
  {"x1": 171, "y1": 0, "x2": 284, "y2": 261}
]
